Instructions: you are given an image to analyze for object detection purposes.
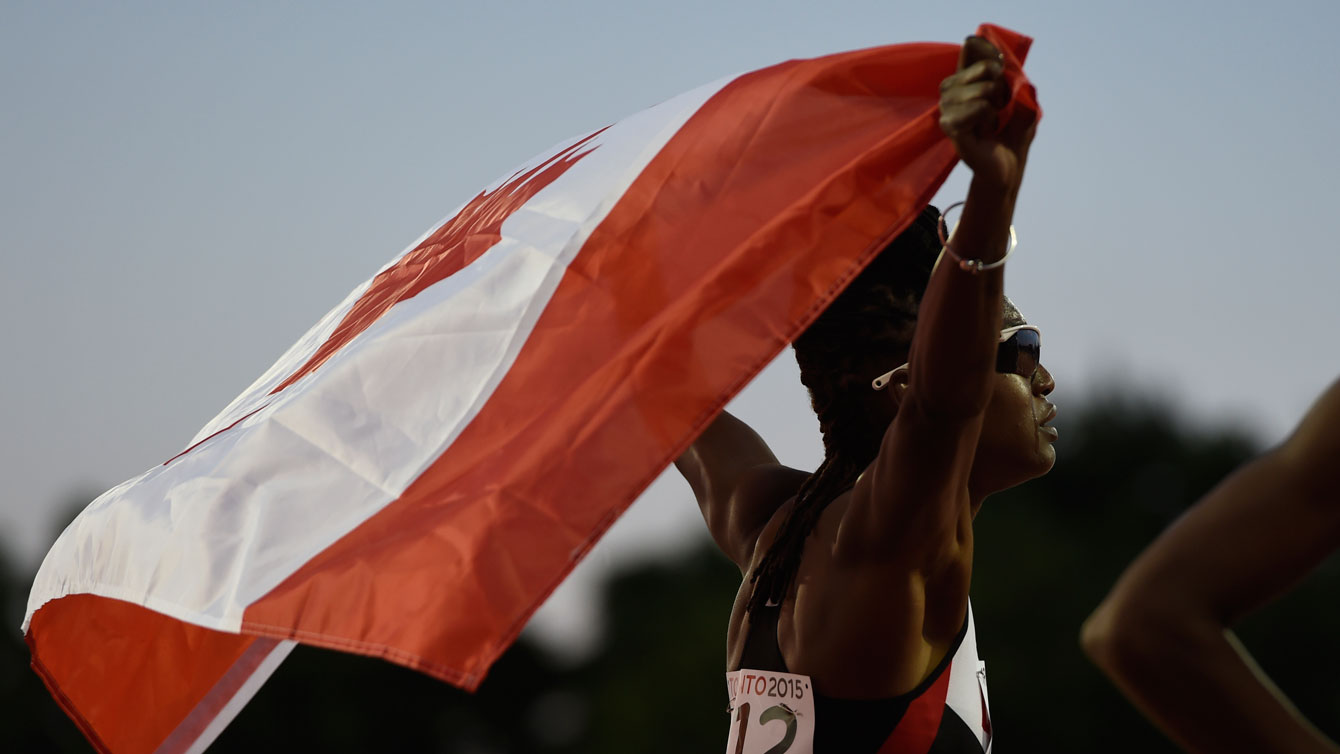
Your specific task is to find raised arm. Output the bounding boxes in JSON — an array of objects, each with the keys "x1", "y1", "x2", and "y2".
[
  {"x1": 837, "y1": 36, "x2": 1038, "y2": 567},
  {"x1": 675, "y1": 410, "x2": 808, "y2": 570},
  {"x1": 675, "y1": 37, "x2": 1035, "y2": 575},
  {"x1": 909, "y1": 38, "x2": 1034, "y2": 419},
  {"x1": 1082, "y1": 379, "x2": 1340, "y2": 754}
]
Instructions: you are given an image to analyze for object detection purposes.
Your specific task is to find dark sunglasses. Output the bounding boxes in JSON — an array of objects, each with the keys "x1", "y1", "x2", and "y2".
[{"x1": 872, "y1": 325, "x2": 1042, "y2": 390}]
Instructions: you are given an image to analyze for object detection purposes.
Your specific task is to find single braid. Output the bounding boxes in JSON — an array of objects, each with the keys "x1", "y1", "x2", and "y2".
[{"x1": 747, "y1": 205, "x2": 942, "y2": 615}]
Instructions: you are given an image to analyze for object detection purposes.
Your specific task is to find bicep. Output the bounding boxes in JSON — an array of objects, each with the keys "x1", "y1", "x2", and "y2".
[
  {"x1": 1110, "y1": 383, "x2": 1340, "y2": 625},
  {"x1": 1121, "y1": 457, "x2": 1336, "y2": 625},
  {"x1": 836, "y1": 402, "x2": 983, "y2": 567}
]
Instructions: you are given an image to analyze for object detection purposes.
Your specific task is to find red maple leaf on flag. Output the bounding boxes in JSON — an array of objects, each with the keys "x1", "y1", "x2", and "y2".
[{"x1": 272, "y1": 128, "x2": 608, "y2": 395}]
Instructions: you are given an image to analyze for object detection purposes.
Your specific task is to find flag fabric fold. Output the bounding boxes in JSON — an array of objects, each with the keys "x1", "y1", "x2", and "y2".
[{"x1": 26, "y1": 24, "x2": 1037, "y2": 753}]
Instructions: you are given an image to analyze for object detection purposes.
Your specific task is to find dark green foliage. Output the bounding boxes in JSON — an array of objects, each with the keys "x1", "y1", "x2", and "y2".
[
  {"x1": 6, "y1": 392, "x2": 1339, "y2": 752},
  {"x1": 0, "y1": 551, "x2": 90, "y2": 754}
]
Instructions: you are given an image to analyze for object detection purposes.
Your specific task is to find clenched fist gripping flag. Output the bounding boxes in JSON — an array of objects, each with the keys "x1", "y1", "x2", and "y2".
[{"x1": 25, "y1": 24, "x2": 1036, "y2": 753}]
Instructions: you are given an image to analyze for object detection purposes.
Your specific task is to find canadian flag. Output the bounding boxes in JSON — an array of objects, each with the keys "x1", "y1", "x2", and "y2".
[{"x1": 25, "y1": 25, "x2": 1036, "y2": 753}]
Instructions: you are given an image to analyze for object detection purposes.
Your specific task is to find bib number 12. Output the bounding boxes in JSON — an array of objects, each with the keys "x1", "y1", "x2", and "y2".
[
  {"x1": 724, "y1": 669, "x2": 814, "y2": 754},
  {"x1": 732, "y1": 702, "x2": 798, "y2": 754}
]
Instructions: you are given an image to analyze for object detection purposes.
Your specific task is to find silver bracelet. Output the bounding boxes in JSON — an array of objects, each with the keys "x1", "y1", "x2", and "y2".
[{"x1": 937, "y1": 200, "x2": 1017, "y2": 274}]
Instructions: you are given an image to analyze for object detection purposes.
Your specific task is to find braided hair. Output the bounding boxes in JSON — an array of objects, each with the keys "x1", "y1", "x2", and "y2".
[{"x1": 746, "y1": 204, "x2": 943, "y2": 615}]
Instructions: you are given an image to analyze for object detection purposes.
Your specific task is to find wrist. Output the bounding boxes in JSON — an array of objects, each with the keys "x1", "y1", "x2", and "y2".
[{"x1": 967, "y1": 172, "x2": 1021, "y2": 201}]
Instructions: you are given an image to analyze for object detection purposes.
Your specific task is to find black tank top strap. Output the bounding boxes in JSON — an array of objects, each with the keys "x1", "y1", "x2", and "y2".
[{"x1": 737, "y1": 601, "x2": 790, "y2": 672}]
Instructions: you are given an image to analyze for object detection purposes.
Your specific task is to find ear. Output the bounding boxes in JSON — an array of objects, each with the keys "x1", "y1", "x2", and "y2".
[{"x1": 887, "y1": 367, "x2": 911, "y2": 409}]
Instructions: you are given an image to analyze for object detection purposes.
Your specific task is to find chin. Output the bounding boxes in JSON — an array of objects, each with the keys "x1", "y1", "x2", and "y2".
[
  {"x1": 1006, "y1": 448, "x2": 1056, "y2": 488},
  {"x1": 974, "y1": 437, "x2": 1057, "y2": 496},
  {"x1": 976, "y1": 464, "x2": 1048, "y2": 499},
  {"x1": 1041, "y1": 433, "x2": 1060, "y2": 462},
  {"x1": 1021, "y1": 441, "x2": 1056, "y2": 477},
  {"x1": 1035, "y1": 448, "x2": 1057, "y2": 476}
]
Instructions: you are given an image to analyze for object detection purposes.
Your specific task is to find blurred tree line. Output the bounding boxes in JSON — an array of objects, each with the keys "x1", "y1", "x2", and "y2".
[{"x1": 4, "y1": 393, "x2": 1339, "y2": 752}]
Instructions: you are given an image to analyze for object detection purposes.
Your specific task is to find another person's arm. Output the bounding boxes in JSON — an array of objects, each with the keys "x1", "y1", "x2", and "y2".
[{"x1": 1082, "y1": 379, "x2": 1340, "y2": 754}]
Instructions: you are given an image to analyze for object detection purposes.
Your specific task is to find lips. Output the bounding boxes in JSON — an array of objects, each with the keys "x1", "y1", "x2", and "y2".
[
  {"x1": 1039, "y1": 404, "x2": 1057, "y2": 426},
  {"x1": 1038, "y1": 403, "x2": 1059, "y2": 441}
]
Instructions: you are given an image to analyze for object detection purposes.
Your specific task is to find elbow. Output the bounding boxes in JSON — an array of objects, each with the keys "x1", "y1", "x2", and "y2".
[
  {"x1": 1082, "y1": 586, "x2": 1222, "y2": 685},
  {"x1": 1080, "y1": 598, "x2": 1129, "y2": 673},
  {"x1": 1081, "y1": 593, "x2": 1176, "y2": 678}
]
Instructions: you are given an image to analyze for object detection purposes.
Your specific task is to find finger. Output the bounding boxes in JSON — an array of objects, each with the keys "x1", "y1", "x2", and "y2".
[
  {"x1": 939, "y1": 80, "x2": 1009, "y2": 110},
  {"x1": 957, "y1": 34, "x2": 1002, "y2": 72},
  {"x1": 940, "y1": 62, "x2": 1009, "y2": 112},
  {"x1": 939, "y1": 99, "x2": 997, "y2": 137},
  {"x1": 956, "y1": 58, "x2": 1005, "y2": 86}
]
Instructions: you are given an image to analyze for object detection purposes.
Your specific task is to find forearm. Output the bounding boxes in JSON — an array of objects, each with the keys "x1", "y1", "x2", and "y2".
[
  {"x1": 905, "y1": 34, "x2": 1033, "y2": 417},
  {"x1": 1084, "y1": 597, "x2": 1337, "y2": 754},
  {"x1": 954, "y1": 174, "x2": 1021, "y2": 265},
  {"x1": 906, "y1": 176, "x2": 1017, "y2": 416}
]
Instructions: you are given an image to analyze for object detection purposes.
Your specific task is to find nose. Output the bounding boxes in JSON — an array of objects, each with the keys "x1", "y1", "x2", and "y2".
[{"x1": 1033, "y1": 363, "x2": 1055, "y2": 396}]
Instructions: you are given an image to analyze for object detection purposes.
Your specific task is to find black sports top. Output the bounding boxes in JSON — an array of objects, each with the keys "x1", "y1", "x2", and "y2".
[{"x1": 731, "y1": 601, "x2": 993, "y2": 753}]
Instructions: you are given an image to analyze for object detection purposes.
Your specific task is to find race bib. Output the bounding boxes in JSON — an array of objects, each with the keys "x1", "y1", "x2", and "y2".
[{"x1": 725, "y1": 669, "x2": 816, "y2": 754}]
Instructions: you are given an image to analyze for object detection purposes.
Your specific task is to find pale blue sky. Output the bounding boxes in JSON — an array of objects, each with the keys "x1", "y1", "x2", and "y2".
[{"x1": 4, "y1": 1, "x2": 1339, "y2": 651}]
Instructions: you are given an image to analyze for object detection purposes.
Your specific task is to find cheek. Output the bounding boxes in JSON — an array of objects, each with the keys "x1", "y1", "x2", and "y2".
[
  {"x1": 980, "y1": 378, "x2": 1056, "y2": 479},
  {"x1": 986, "y1": 379, "x2": 1036, "y2": 444}
]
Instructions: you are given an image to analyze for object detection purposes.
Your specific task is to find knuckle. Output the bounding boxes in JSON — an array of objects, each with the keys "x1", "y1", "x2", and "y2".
[{"x1": 956, "y1": 82, "x2": 987, "y2": 103}]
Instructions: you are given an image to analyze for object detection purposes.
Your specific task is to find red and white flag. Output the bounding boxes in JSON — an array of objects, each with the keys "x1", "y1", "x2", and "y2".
[{"x1": 25, "y1": 25, "x2": 1036, "y2": 753}]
